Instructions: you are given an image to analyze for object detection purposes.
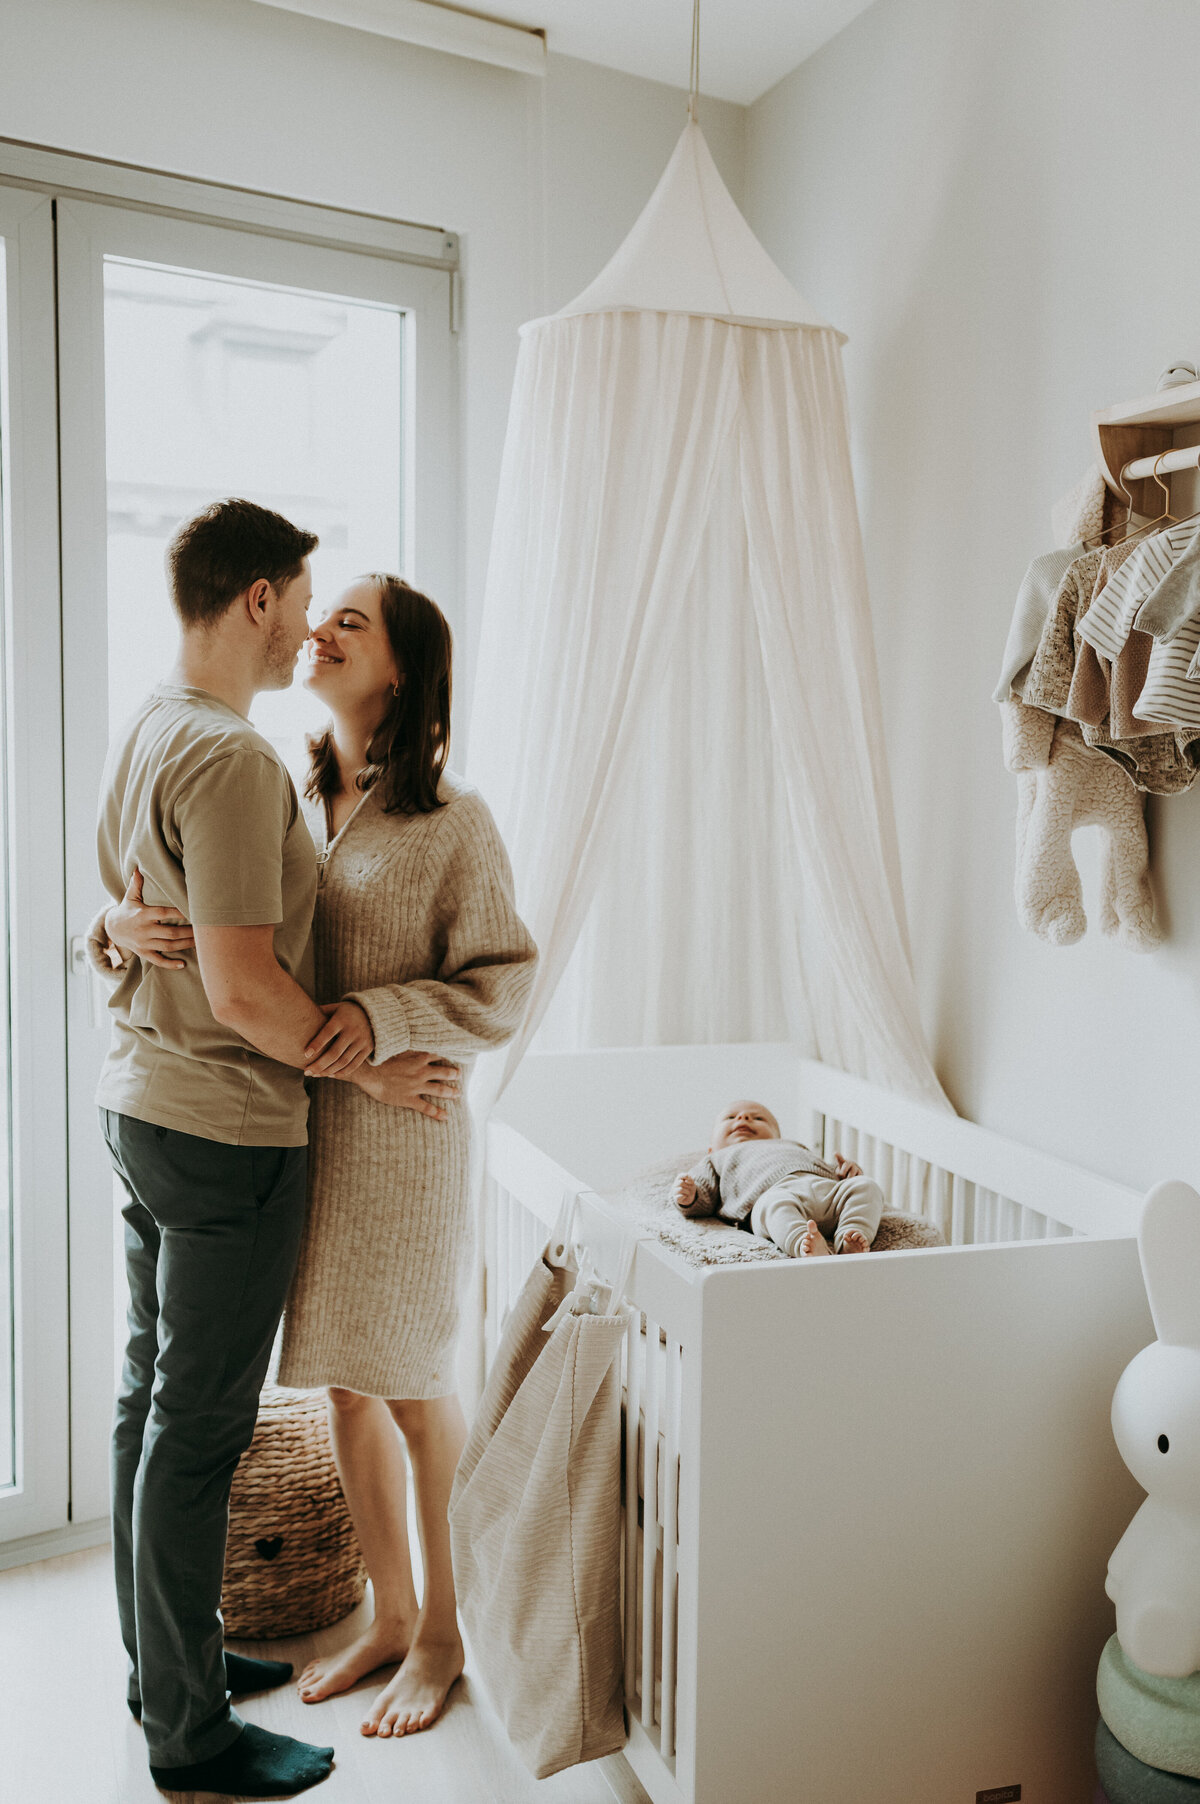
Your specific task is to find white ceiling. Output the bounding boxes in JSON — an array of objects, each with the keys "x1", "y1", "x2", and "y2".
[{"x1": 459, "y1": 0, "x2": 878, "y2": 105}]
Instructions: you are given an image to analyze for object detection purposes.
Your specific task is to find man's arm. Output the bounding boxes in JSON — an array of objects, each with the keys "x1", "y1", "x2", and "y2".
[{"x1": 194, "y1": 924, "x2": 329, "y2": 1068}]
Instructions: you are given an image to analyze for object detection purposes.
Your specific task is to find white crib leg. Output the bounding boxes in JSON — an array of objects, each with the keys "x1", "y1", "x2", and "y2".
[{"x1": 641, "y1": 1316, "x2": 660, "y2": 1732}]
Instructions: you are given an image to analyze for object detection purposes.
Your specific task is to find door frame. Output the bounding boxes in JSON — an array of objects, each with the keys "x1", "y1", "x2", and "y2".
[
  {"x1": 0, "y1": 149, "x2": 460, "y2": 1559},
  {"x1": 0, "y1": 187, "x2": 71, "y2": 1548}
]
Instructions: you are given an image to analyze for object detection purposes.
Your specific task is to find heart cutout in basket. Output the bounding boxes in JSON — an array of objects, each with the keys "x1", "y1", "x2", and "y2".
[{"x1": 254, "y1": 1535, "x2": 285, "y2": 1562}]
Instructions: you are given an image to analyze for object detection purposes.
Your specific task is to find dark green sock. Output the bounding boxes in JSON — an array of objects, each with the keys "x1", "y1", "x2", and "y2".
[
  {"x1": 149, "y1": 1722, "x2": 333, "y2": 1797},
  {"x1": 127, "y1": 1651, "x2": 294, "y2": 1721}
]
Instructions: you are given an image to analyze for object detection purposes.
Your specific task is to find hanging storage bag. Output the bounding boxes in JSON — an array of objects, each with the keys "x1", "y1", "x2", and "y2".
[{"x1": 449, "y1": 1217, "x2": 632, "y2": 1778}]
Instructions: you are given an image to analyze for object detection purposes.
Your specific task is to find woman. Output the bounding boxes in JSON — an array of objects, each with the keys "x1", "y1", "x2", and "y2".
[{"x1": 106, "y1": 575, "x2": 536, "y2": 1740}]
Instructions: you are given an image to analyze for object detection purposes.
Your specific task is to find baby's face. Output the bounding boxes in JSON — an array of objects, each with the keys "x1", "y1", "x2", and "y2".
[{"x1": 711, "y1": 1100, "x2": 781, "y2": 1150}]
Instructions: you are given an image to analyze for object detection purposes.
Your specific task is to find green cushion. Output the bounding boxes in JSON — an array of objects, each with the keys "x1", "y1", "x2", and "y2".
[
  {"x1": 1098, "y1": 1636, "x2": 1200, "y2": 1780},
  {"x1": 1096, "y1": 1720, "x2": 1200, "y2": 1802}
]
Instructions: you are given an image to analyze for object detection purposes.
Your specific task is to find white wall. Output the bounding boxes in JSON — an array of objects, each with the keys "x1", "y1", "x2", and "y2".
[
  {"x1": 745, "y1": 0, "x2": 1200, "y2": 1188},
  {"x1": 0, "y1": 0, "x2": 744, "y2": 696}
]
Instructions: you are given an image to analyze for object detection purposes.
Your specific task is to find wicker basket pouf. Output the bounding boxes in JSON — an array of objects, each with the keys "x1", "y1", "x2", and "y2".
[{"x1": 222, "y1": 1385, "x2": 367, "y2": 1638}]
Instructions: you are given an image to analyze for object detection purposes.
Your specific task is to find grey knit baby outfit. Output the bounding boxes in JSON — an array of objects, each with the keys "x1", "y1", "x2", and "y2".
[{"x1": 678, "y1": 1139, "x2": 885, "y2": 1254}]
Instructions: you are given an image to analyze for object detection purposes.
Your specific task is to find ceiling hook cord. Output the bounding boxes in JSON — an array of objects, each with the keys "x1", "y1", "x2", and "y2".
[{"x1": 688, "y1": 0, "x2": 701, "y2": 122}]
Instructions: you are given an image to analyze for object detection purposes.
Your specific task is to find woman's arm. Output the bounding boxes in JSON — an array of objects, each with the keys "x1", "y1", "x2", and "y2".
[
  {"x1": 345, "y1": 794, "x2": 537, "y2": 1066},
  {"x1": 104, "y1": 867, "x2": 196, "y2": 969},
  {"x1": 86, "y1": 908, "x2": 129, "y2": 981}
]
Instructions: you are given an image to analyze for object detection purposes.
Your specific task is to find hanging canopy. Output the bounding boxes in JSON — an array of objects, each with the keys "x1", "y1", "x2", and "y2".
[
  {"x1": 467, "y1": 124, "x2": 947, "y2": 1111},
  {"x1": 545, "y1": 122, "x2": 842, "y2": 335}
]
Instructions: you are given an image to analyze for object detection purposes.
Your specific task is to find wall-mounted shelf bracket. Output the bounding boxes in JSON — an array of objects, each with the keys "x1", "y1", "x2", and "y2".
[{"x1": 1094, "y1": 380, "x2": 1200, "y2": 515}]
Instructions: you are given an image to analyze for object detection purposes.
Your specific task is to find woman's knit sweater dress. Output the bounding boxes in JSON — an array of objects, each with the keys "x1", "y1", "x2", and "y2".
[{"x1": 278, "y1": 773, "x2": 536, "y2": 1398}]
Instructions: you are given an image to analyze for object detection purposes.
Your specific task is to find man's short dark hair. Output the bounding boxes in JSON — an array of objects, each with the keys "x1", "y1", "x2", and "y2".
[{"x1": 167, "y1": 499, "x2": 319, "y2": 628}]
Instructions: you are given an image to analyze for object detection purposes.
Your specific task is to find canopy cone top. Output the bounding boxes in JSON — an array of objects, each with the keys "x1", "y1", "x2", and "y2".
[{"x1": 542, "y1": 122, "x2": 843, "y2": 337}]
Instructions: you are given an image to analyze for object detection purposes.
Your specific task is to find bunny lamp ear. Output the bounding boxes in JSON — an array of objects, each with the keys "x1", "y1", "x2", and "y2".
[{"x1": 1138, "y1": 1180, "x2": 1200, "y2": 1348}]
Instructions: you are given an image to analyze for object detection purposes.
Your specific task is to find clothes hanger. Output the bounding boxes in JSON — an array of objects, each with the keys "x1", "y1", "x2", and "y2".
[
  {"x1": 1141, "y1": 453, "x2": 1180, "y2": 531},
  {"x1": 1095, "y1": 452, "x2": 1180, "y2": 550},
  {"x1": 1137, "y1": 451, "x2": 1200, "y2": 540}
]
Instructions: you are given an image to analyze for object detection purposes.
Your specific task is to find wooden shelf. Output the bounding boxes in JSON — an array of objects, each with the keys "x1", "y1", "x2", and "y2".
[{"x1": 1093, "y1": 380, "x2": 1200, "y2": 514}]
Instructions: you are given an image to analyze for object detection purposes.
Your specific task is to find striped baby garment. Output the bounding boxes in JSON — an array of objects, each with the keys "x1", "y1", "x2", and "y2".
[
  {"x1": 1077, "y1": 522, "x2": 1200, "y2": 731},
  {"x1": 1077, "y1": 521, "x2": 1198, "y2": 661}
]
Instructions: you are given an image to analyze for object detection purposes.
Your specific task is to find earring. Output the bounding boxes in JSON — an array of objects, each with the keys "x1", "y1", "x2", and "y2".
[{"x1": 392, "y1": 681, "x2": 401, "y2": 697}]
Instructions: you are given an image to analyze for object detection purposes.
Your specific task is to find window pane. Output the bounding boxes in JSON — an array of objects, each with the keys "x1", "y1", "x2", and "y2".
[
  {"x1": 102, "y1": 258, "x2": 404, "y2": 772},
  {"x1": 0, "y1": 237, "x2": 16, "y2": 1492}
]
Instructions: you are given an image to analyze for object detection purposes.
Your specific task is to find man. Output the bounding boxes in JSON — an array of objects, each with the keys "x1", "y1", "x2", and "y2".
[{"x1": 96, "y1": 498, "x2": 339, "y2": 1796}]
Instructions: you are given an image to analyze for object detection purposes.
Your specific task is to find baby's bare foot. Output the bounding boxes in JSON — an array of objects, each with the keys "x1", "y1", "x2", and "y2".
[
  {"x1": 297, "y1": 1617, "x2": 414, "y2": 1702},
  {"x1": 361, "y1": 1635, "x2": 464, "y2": 1738},
  {"x1": 792, "y1": 1220, "x2": 830, "y2": 1257},
  {"x1": 839, "y1": 1229, "x2": 871, "y2": 1255}
]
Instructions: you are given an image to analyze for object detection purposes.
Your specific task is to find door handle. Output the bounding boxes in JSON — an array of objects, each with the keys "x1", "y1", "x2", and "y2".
[{"x1": 68, "y1": 934, "x2": 98, "y2": 1030}]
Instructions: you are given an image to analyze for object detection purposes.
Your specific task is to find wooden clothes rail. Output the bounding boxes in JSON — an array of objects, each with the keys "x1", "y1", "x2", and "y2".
[{"x1": 1095, "y1": 378, "x2": 1200, "y2": 514}]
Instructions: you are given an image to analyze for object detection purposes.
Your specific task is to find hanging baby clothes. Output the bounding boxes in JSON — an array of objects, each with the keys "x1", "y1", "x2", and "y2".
[
  {"x1": 995, "y1": 469, "x2": 1162, "y2": 948},
  {"x1": 1063, "y1": 542, "x2": 1158, "y2": 735},
  {"x1": 1131, "y1": 519, "x2": 1200, "y2": 643},
  {"x1": 993, "y1": 465, "x2": 1108, "y2": 702},
  {"x1": 994, "y1": 543, "x2": 1091, "y2": 703},
  {"x1": 1069, "y1": 621, "x2": 1160, "y2": 739},
  {"x1": 1078, "y1": 520, "x2": 1199, "y2": 659},
  {"x1": 1079, "y1": 521, "x2": 1200, "y2": 730},
  {"x1": 1022, "y1": 544, "x2": 1199, "y2": 795},
  {"x1": 1001, "y1": 703, "x2": 1159, "y2": 950}
]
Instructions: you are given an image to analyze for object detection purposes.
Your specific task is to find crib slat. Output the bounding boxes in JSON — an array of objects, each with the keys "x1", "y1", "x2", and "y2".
[
  {"x1": 897, "y1": 1149, "x2": 913, "y2": 1214},
  {"x1": 641, "y1": 1315, "x2": 660, "y2": 1731},
  {"x1": 1018, "y1": 1202, "x2": 1045, "y2": 1241},
  {"x1": 660, "y1": 1337, "x2": 681, "y2": 1759},
  {"x1": 497, "y1": 1186, "x2": 511, "y2": 1318},
  {"x1": 951, "y1": 1173, "x2": 968, "y2": 1245},
  {"x1": 857, "y1": 1128, "x2": 869, "y2": 1175},
  {"x1": 623, "y1": 1309, "x2": 641, "y2": 1706},
  {"x1": 933, "y1": 1166, "x2": 952, "y2": 1241}
]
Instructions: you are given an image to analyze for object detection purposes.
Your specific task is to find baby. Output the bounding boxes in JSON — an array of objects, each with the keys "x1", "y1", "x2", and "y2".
[{"x1": 671, "y1": 1099, "x2": 884, "y2": 1258}]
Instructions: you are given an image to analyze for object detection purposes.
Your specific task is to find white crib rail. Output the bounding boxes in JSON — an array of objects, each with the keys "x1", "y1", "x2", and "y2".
[
  {"x1": 817, "y1": 1112, "x2": 1075, "y2": 1244},
  {"x1": 799, "y1": 1059, "x2": 1136, "y2": 1243}
]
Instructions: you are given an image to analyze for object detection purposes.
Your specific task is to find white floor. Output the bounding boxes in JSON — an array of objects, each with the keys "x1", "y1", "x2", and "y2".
[{"x1": 3, "y1": 1543, "x2": 648, "y2": 1804}]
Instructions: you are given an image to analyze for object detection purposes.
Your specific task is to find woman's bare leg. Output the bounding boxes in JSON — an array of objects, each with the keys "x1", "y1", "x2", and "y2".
[
  {"x1": 361, "y1": 1394, "x2": 467, "y2": 1738},
  {"x1": 297, "y1": 1389, "x2": 419, "y2": 1702}
]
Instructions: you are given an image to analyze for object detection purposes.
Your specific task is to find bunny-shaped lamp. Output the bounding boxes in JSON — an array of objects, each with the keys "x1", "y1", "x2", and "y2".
[{"x1": 1107, "y1": 1181, "x2": 1200, "y2": 1678}]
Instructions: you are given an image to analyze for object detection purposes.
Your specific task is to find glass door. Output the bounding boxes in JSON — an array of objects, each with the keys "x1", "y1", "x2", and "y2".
[
  {"x1": 55, "y1": 201, "x2": 457, "y2": 1528},
  {"x1": 0, "y1": 188, "x2": 71, "y2": 1545}
]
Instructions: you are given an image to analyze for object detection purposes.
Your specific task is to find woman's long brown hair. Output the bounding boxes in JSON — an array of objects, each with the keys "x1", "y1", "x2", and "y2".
[{"x1": 306, "y1": 575, "x2": 452, "y2": 816}]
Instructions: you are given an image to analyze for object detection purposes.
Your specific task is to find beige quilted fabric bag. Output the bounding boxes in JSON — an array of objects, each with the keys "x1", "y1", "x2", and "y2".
[{"x1": 449, "y1": 1247, "x2": 627, "y2": 1778}]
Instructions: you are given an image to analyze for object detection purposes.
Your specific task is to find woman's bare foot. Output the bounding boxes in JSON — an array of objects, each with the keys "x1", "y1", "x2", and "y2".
[
  {"x1": 839, "y1": 1229, "x2": 871, "y2": 1255},
  {"x1": 297, "y1": 1617, "x2": 414, "y2": 1703},
  {"x1": 791, "y1": 1220, "x2": 829, "y2": 1257},
  {"x1": 361, "y1": 1635, "x2": 465, "y2": 1738}
]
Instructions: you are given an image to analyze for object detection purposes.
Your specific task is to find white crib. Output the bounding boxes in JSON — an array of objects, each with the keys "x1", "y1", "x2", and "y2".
[{"x1": 483, "y1": 1043, "x2": 1153, "y2": 1804}]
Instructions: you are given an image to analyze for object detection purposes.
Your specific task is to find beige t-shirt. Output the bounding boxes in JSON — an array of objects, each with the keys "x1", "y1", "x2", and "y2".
[{"x1": 95, "y1": 684, "x2": 317, "y2": 1146}]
